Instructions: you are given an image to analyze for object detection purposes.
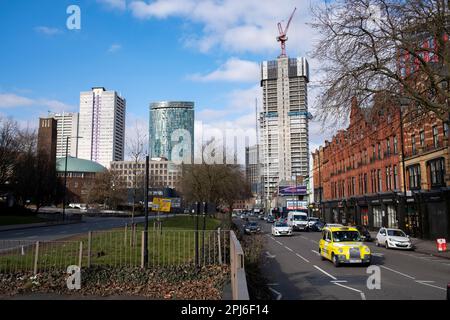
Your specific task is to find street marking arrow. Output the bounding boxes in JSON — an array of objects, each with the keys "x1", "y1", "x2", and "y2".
[
  {"x1": 265, "y1": 251, "x2": 276, "y2": 258},
  {"x1": 268, "y1": 287, "x2": 282, "y2": 300}
]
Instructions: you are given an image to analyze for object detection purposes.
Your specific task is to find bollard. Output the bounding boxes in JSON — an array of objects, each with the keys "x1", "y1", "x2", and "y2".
[{"x1": 447, "y1": 283, "x2": 450, "y2": 300}]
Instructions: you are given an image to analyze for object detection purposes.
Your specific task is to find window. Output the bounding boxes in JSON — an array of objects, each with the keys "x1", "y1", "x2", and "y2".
[
  {"x1": 419, "y1": 131, "x2": 425, "y2": 147},
  {"x1": 393, "y1": 165, "x2": 398, "y2": 190},
  {"x1": 411, "y1": 135, "x2": 416, "y2": 155},
  {"x1": 428, "y1": 158, "x2": 445, "y2": 187},
  {"x1": 393, "y1": 136, "x2": 398, "y2": 154},
  {"x1": 433, "y1": 126, "x2": 439, "y2": 148},
  {"x1": 408, "y1": 165, "x2": 421, "y2": 190},
  {"x1": 386, "y1": 138, "x2": 391, "y2": 155},
  {"x1": 444, "y1": 122, "x2": 449, "y2": 138},
  {"x1": 377, "y1": 143, "x2": 381, "y2": 159},
  {"x1": 363, "y1": 173, "x2": 367, "y2": 194},
  {"x1": 377, "y1": 169, "x2": 382, "y2": 192}
]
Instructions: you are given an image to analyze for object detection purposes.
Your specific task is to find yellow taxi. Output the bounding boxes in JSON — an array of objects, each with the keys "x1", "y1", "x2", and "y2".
[{"x1": 318, "y1": 226, "x2": 372, "y2": 267}]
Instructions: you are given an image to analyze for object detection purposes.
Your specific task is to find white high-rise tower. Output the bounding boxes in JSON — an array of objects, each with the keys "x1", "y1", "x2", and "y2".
[
  {"x1": 260, "y1": 56, "x2": 310, "y2": 206},
  {"x1": 78, "y1": 87, "x2": 126, "y2": 168},
  {"x1": 49, "y1": 112, "x2": 79, "y2": 158}
]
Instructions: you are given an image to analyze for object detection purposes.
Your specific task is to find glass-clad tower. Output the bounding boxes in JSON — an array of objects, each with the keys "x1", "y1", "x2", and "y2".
[{"x1": 149, "y1": 101, "x2": 194, "y2": 163}]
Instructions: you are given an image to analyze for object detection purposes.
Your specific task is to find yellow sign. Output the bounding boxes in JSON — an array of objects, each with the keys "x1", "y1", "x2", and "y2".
[{"x1": 152, "y1": 197, "x2": 171, "y2": 212}]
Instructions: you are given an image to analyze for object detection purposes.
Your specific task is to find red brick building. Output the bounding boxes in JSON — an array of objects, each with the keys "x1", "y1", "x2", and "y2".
[{"x1": 312, "y1": 98, "x2": 450, "y2": 239}]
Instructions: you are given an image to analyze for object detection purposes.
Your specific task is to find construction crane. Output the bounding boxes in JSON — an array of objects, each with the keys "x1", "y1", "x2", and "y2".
[{"x1": 277, "y1": 7, "x2": 297, "y2": 58}]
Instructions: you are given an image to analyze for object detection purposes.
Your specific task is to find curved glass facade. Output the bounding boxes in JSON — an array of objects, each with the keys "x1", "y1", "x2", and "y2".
[{"x1": 149, "y1": 101, "x2": 194, "y2": 163}]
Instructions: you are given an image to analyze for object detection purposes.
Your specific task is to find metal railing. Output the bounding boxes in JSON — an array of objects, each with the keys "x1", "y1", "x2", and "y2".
[{"x1": 0, "y1": 227, "x2": 230, "y2": 274}]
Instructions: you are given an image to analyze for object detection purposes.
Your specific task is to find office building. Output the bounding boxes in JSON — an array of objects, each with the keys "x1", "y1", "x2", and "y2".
[
  {"x1": 260, "y1": 56, "x2": 310, "y2": 207},
  {"x1": 149, "y1": 101, "x2": 194, "y2": 163},
  {"x1": 49, "y1": 112, "x2": 79, "y2": 158},
  {"x1": 78, "y1": 87, "x2": 126, "y2": 168},
  {"x1": 110, "y1": 158, "x2": 182, "y2": 189}
]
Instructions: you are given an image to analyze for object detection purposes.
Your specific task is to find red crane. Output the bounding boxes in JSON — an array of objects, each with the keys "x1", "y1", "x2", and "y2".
[{"x1": 277, "y1": 7, "x2": 297, "y2": 58}]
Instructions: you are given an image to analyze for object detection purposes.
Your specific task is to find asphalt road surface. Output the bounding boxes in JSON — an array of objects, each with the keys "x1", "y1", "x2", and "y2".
[
  {"x1": 0, "y1": 214, "x2": 173, "y2": 242},
  {"x1": 236, "y1": 217, "x2": 450, "y2": 300}
]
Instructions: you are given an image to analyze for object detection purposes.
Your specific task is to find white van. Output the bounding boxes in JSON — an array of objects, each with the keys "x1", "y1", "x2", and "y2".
[{"x1": 287, "y1": 211, "x2": 308, "y2": 231}]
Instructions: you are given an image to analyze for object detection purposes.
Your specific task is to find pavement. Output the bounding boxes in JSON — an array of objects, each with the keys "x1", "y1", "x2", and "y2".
[
  {"x1": 235, "y1": 217, "x2": 450, "y2": 300},
  {"x1": 368, "y1": 232, "x2": 450, "y2": 259}
]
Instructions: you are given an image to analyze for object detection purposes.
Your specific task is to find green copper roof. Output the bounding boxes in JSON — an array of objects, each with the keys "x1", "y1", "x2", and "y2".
[{"x1": 56, "y1": 157, "x2": 107, "y2": 173}]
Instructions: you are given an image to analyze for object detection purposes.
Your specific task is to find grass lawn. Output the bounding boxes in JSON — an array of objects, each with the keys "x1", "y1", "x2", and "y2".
[
  {"x1": 0, "y1": 215, "x2": 228, "y2": 273},
  {"x1": 0, "y1": 215, "x2": 47, "y2": 227},
  {"x1": 147, "y1": 215, "x2": 222, "y2": 230}
]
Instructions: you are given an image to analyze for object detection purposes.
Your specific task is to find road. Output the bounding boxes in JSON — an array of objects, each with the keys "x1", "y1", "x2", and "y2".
[
  {"x1": 0, "y1": 214, "x2": 174, "y2": 242},
  {"x1": 236, "y1": 217, "x2": 450, "y2": 300}
]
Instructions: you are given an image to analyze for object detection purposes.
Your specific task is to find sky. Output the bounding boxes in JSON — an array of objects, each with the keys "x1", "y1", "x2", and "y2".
[{"x1": 0, "y1": 0, "x2": 338, "y2": 165}]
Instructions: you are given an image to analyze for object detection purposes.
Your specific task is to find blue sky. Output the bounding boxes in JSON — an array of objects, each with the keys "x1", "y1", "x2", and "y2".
[{"x1": 0, "y1": 0, "x2": 333, "y2": 161}]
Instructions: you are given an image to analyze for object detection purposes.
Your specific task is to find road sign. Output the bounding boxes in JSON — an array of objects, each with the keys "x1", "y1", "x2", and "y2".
[{"x1": 152, "y1": 197, "x2": 171, "y2": 212}]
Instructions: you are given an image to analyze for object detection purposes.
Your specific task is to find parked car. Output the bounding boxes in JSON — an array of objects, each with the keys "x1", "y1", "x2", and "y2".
[
  {"x1": 240, "y1": 214, "x2": 246, "y2": 219},
  {"x1": 355, "y1": 225, "x2": 373, "y2": 242},
  {"x1": 244, "y1": 222, "x2": 261, "y2": 235},
  {"x1": 266, "y1": 215, "x2": 275, "y2": 223},
  {"x1": 375, "y1": 228, "x2": 413, "y2": 250},
  {"x1": 309, "y1": 220, "x2": 325, "y2": 232},
  {"x1": 307, "y1": 217, "x2": 320, "y2": 228},
  {"x1": 259, "y1": 215, "x2": 265, "y2": 220},
  {"x1": 271, "y1": 221, "x2": 293, "y2": 236},
  {"x1": 319, "y1": 226, "x2": 372, "y2": 267}
]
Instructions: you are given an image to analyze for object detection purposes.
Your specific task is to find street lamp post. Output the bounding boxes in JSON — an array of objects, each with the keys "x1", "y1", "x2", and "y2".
[
  {"x1": 143, "y1": 155, "x2": 149, "y2": 267},
  {"x1": 62, "y1": 135, "x2": 82, "y2": 222},
  {"x1": 399, "y1": 98, "x2": 409, "y2": 231},
  {"x1": 62, "y1": 136, "x2": 69, "y2": 221}
]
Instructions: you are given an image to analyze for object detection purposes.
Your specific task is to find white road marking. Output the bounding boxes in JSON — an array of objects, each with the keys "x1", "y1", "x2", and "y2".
[
  {"x1": 333, "y1": 282, "x2": 363, "y2": 294},
  {"x1": 295, "y1": 253, "x2": 310, "y2": 263},
  {"x1": 300, "y1": 236, "x2": 308, "y2": 240},
  {"x1": 311, "y1": 250, "x2": 320, "y2": 255},
  {"x1": 285, "y1": 246, "x2": 293, "y2": 252},
  {"x1": 415, "y1": 280, "x2": 446, "y2": 291},
  {"x1": 276, "y1": 240, "x2": 283, "y2": 245},
  {"x1": 268, "y1": 287, "x2": 282, "y2": 300},
  {"x1": 265, "y1": 251, "x2": 276, "y2": 258},
  {"x1": 380, "y1": 265, "x2": 415, "y2": 280},
  {"x1": 360, "y1": 292, "x2": 367, "y2": 300},
  {"x1": 331, "y1": 280, "x2": 348, "y2": 283},
  {"x1": 313, "y1": 265, "x2": 337, "y2": 280}
]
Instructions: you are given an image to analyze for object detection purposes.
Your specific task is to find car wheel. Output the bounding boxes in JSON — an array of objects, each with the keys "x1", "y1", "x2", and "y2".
[
  {"x1": 332, "y1": 254, "x2": 340, "y2": 267},
  {"x1": 385, "y1": 241, "x2": 389, "y2": 249},
  {"x1": 319, "y1": 249, "x2": 326, "y2": 261}
]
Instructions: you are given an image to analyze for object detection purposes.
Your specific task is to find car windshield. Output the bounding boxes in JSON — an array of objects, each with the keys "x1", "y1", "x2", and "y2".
[
  {"x1": 387, "y1": 230, "x2": 406, "y2": 237},
  {"x1": 293, "y1": 215, "x2": 307, "y2": 221},
  {"x1": 275, "y1": 222, "x2": 288, "y2": 227},
  {"x1": 332, "y1": 231, "x2": 361, "y2": 242}
]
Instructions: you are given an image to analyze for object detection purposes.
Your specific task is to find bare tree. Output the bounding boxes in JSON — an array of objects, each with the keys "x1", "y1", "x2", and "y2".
[
  {"x1": 310, "y1": 0, "x2": 450, "y2": 125},
  {"x1": 126, "y1": 121, "x2": 147, "y2": 223},
  {"x1": 87, "y1": 170, "x2": 127, "y2": 210},
  {"x1": 0, "y1": 116, "x2": 20, "y2": 187}
]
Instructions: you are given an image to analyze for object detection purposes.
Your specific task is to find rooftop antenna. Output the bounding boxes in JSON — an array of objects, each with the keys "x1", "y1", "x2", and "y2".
[{"x1": 277, "y1": 7, "x2": 297, "y2": 58}]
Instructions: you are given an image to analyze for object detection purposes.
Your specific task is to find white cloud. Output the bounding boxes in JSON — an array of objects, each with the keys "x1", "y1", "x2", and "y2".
[
  {"x1": 0, "y1": 93, "x2": 34, "y2": 108},
  {"x1": 107, "y1": 43, "x2": 122, "y2": 53},
  {"x1": 128, "y1": 0, "x2": 316, "y2": 55},
  {"x1": 34, "y1": 26, "x2": 62, "y2": 36},
  {"x1": 97, "y1": 0, "x2": 127, "y2": 10},
  {"x1": 188, "y1": 58, "x2": 259, "y2": 83},
  {"x1": 0, "y1": 93, "x2": 75, "y2": 113}
]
